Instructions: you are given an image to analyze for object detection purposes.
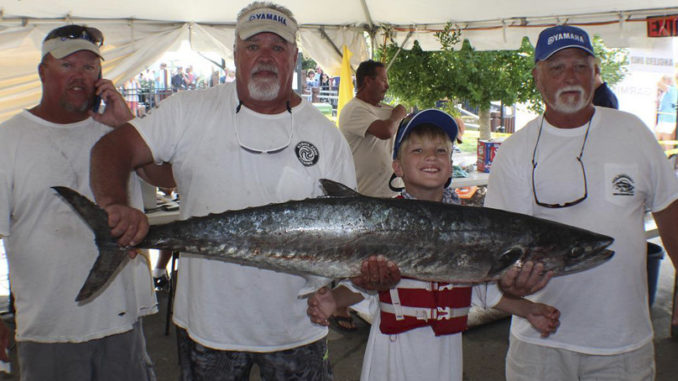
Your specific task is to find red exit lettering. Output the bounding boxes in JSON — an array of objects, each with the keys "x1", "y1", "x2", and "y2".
[{"x1": 647, "y1": 15, "x2": 678, "y2": 38}]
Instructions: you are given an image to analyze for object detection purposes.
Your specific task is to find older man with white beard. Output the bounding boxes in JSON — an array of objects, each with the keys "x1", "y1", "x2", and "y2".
[
  {"x1": 86, "y1": 2, "x2": 408, "y2": 379},
  {"x1": 485, "y1": 25, "x2": 678, "y2": 380}
]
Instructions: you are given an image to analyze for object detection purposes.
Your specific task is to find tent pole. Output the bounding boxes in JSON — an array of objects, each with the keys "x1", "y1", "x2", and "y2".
[
  {"x1": 360, "y1": 0, "x2": 375, "y2": 31},
  {"x1": 386, "y1": 31, "x2": 413, "y2": 72},
  {"x1": 319, "y1": 27, "x2": 344, "y2": 62}
]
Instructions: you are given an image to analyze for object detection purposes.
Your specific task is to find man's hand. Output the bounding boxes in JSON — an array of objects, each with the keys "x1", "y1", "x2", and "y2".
[
  {"x1": 306, "y1": 287, "x2": 336, "y2": 326},
  {"x1": 350, "y1": 255, "x2": 401, "y2": 291},
  {"x1": 103, "y1": 204, "x2": 149, "y2": 251},
  {"x1": 90, "y1": 78, "x2": 134, "y2": 128},
  {"x1": 525, "y1": 303, "x2": 560, "y2": 338},
  {"x1": 391, "y1": 104, "x2": 408, "y2": 122},
  {"x1": 499, "y1": 261, "x2": 553, "y2": 297}
]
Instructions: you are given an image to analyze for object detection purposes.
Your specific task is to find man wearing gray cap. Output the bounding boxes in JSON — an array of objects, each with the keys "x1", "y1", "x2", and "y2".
[
  {"x1": 0, "y1": 25, "x2": 160, "y2": 380},
  {"x1": 88, "y1": 2, "x2": 404, "y2": 379},
  {"x1": 485, "y1": 25, "x2": 678, "y2": 380}
]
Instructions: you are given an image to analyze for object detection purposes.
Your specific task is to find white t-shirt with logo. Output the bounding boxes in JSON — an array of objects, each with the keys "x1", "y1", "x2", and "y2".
[
  {"x1": 485, "y1": 106, "x2": 678, "y2": 355},
  {"x1": 132, "y1": 82, "x2": 356, "y2": 351}
]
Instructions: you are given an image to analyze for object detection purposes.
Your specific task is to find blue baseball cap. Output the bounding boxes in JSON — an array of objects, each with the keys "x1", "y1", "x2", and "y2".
[
  {"x1": 534, "y1": 25, "x2": 594, "y2": 62},
  {"x1": 392, "y1": 109, "x2": 458, "y2": 160}
]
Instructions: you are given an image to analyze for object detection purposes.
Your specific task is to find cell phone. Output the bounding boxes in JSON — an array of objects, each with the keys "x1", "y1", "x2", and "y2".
[{"x1": 92, "y1": 70, "x2": 102, "y2": 113}]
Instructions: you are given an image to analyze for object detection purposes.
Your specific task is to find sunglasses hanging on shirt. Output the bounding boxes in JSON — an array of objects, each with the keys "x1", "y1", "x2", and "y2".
[
  {"x1": 233, "y1": 100, "x2": 294, "y2": 154},
  {"x1": 531, "y1": 114, "x2": 593, "y2": 208}
]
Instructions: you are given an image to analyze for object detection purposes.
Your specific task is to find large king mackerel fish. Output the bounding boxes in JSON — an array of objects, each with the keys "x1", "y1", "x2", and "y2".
[{"x1": 52, "y1": 180, "x2": 614, "y2": 302}]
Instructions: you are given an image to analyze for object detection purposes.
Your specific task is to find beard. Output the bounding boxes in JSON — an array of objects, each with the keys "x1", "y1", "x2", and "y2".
[
  {"x1": 59, "y1": 81, "x2": 95, "y2": 113},
  {"x1": 59, "y1": 95, "x2": 91, "y2": 113},
  {"x1": 248, "y1": 64, "x2": 281, "y2": 101},
  {"x1": 549, "y1": 85, "x2": 591, "y2": 114}
]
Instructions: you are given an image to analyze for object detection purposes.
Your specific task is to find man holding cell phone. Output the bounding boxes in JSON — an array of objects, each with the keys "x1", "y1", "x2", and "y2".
[{"x1": 0, "y1": 25, "x2": 173, "y2": 380}]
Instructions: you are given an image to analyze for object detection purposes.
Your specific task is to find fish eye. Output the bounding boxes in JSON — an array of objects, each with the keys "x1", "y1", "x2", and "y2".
[{"x1": 569, "y1": 247, "x2": 585, "y2": 258}]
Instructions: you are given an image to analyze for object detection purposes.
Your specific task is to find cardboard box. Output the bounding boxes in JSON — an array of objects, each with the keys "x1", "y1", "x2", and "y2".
[{"x1": 477, "y1": 139, "x2": 503, "y2": 173}]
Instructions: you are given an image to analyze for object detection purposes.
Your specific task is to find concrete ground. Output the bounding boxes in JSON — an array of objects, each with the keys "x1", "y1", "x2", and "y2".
[{"x1": 0, "y1": 238, "x2": 677, "y2": 380}]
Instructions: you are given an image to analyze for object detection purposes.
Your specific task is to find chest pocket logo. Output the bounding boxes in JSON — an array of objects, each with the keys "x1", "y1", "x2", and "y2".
[
  {"x1": 295, "y1": 141, "x2": 319, "y2": 167},
  {"x1": 612, "y1": 174, "x2": 635, "y2": 196},
  {"x1": 605, "y1": 163, "x2": 639, "y2": 206}
]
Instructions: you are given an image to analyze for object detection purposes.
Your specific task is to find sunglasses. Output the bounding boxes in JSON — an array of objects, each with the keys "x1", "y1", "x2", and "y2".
[
  {"x1": 44, "y1": 25, "x2": 104, "y2": 47},
  {"x1": 531, "y1": 115, "x2": 592, "y2": 208},
  {"x1": 234, "y1": 101, "x2": 294, "y2": 154}
]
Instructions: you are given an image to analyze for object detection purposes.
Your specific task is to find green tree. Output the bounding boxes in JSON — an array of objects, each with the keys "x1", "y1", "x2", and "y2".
[
  {"x1": 592, "y1": 35, "x2": 628, "y2": 85},
  {"x1": 381, "y1": 32, "x2": 536, "y2": 139},
  {"x1": 300, "y1": 53, "x2": 318, "y2": 71},
  {"x1": 379, "y1": 26, "x2": 628, "y2": 139}
]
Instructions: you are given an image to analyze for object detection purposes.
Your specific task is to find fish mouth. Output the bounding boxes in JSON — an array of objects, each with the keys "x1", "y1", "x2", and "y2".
[{"x1": 561, "y1": 248, "x2": 614, "y2": 275}]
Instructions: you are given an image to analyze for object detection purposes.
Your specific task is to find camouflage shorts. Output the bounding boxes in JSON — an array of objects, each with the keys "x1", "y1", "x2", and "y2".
[{"x1": 176, "y1": 327, "x2": 333, "y2": 381}]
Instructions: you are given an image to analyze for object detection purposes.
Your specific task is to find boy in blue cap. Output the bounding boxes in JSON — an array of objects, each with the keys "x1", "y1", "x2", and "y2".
[{"x1": 307, "y1": 109, "x2": 560, "y2": 381}]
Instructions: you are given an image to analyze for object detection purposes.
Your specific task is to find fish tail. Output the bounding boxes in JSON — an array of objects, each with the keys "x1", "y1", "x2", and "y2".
[{"x1": 52, "y1": 186, "x2": 126, "y2": 302}]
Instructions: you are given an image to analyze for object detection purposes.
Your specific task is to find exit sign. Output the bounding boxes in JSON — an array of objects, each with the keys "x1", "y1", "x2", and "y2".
[{"x1": 647, "y1": 15, "x2": 678, "y2": 37}]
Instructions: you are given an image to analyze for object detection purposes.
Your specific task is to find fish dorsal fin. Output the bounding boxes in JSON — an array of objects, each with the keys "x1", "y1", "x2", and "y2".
[{"x1": 319, "y1": 179, "x2": 361, "y2": 198}]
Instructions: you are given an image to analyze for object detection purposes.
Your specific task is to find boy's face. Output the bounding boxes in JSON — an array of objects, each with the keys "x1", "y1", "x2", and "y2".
[{"x1": 393, "y1": 134, "x2": 453, "y2": 196}]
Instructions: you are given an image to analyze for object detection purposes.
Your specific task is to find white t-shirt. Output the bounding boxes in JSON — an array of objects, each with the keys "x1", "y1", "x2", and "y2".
[
  {"x1": 0, "y1": 111, "x2": 157, "y2": 343},
  {"x1": 485, "y1": 106, "x2": 678, "y2": 355},
  {"x1": 343, "y1": 280, "x2": 501, "y2": 381},
  {"x1": 339, "y1": 97, "x2": 397, "y2": 198},
  {"x1": 132, "y1": 82, "x2": 357, "y2": 351}
]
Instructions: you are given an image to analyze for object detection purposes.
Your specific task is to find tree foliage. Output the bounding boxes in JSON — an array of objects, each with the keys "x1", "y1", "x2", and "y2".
[
  {"x1": 592, "y1": 35, "x2": 628, "y2": 86},
  {"x1": 378, "y1": 25, "x2": 628, "y2": 115}
]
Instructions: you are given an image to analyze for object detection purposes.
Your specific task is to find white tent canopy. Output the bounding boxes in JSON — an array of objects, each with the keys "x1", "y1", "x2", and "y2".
[{"x1": 1, "y1": 0, "x2": 677, "y2": 121}]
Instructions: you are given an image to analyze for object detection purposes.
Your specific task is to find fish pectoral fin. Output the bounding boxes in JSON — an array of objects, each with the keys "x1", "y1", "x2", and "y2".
[
  {"x1": 487, "y1": 247, "x2": 525, "y2": 278},
  {"x1": 297, "y1": 275, "x2": 333, "y2": 298},
  {"x1": 319, "y1": 179, "x2": 361, "y2": 198}
]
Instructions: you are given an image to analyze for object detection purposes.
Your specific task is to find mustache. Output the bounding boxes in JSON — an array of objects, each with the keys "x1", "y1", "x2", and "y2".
[
  {"x1": 556, "y1": 85, "x2": 584, "y2": 98},
  {"x1": 66, "y1": 80, "x2": 88, "y2": 88},
  {"x1": 251, "y1": 64, "x2": 278, "y2": 77}
]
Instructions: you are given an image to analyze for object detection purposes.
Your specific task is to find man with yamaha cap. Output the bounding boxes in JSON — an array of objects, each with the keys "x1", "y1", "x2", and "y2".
[
  {"x1": 87, "y1": 2, "x2": 409, "y2": 379},
  {"x1": 485, "y1": 24, "x2": 678, "y2": 380},
  {"x1": 0, "y1": 25, "x2": 162, "y2": 380}
]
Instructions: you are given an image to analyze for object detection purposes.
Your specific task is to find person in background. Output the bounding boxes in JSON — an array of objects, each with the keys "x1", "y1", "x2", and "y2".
[
  {"x1": 319, "y1": 73, "x2": 331, "y2": 103},
  {"x1": 592, "y1": 70, "x2": 618, "y2": 109},
  {"x1": 0, "y1": 24, "x2": 172, "y2": 380},
  {"x1": 319, "y1": 72, "x2": 330, "y2": 91},
  {"x1": 171, "y1": 66, "x2": 187, "y2": 92},
  {"x1": 485, "y1": 25, "x2": 678, "y2": 380},
  {"x1": 308, "y1": 109, "x2": 559, "y2": 381},
  {"x1": 154, "y1": 62, "x2": 172, "y2": 102},
  {"x1": 655, "y1": 74, "x2": 677, "y2": 150},
  {"x1": 87, "y1": 2, "x2": 402, "y2": 379},
  {"x1": 185, "y1": 66, "x2": 196, "y2": 90},
  {"x1": 314, "y1": 67, "x2": 324, "y2": 87},
  {"x1": 339, "y1": 60, "x2": 408, "y2": 199},
  {"x1": 137, "y1": 71, "x2": 154, "y2": 113},
  {"x1": 656, "y1": 74, "x2": 674, "y2": 115},
  {"x1": 123, "y1": 77, "x2": 141, "y2": 116},
  {"x1": 152, "y1": 250, "x2": 174, "y2": 291},
  {"x1": 306, "y1": 69, "x2": 316, "y2": 89}
]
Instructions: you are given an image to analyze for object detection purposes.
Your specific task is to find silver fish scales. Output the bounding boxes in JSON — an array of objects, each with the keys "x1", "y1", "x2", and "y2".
[{"x1": 52, "y1": 180, "x2": 614, "y2": 302}]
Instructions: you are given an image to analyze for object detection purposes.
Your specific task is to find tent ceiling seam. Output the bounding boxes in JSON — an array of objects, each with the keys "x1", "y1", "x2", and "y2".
[
  {"x1": 2, "y1": 7, "x2": 677, "y2": 30},
  {"x1": 360, "y1": 0, "x2": 374, "y2": 30}
]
